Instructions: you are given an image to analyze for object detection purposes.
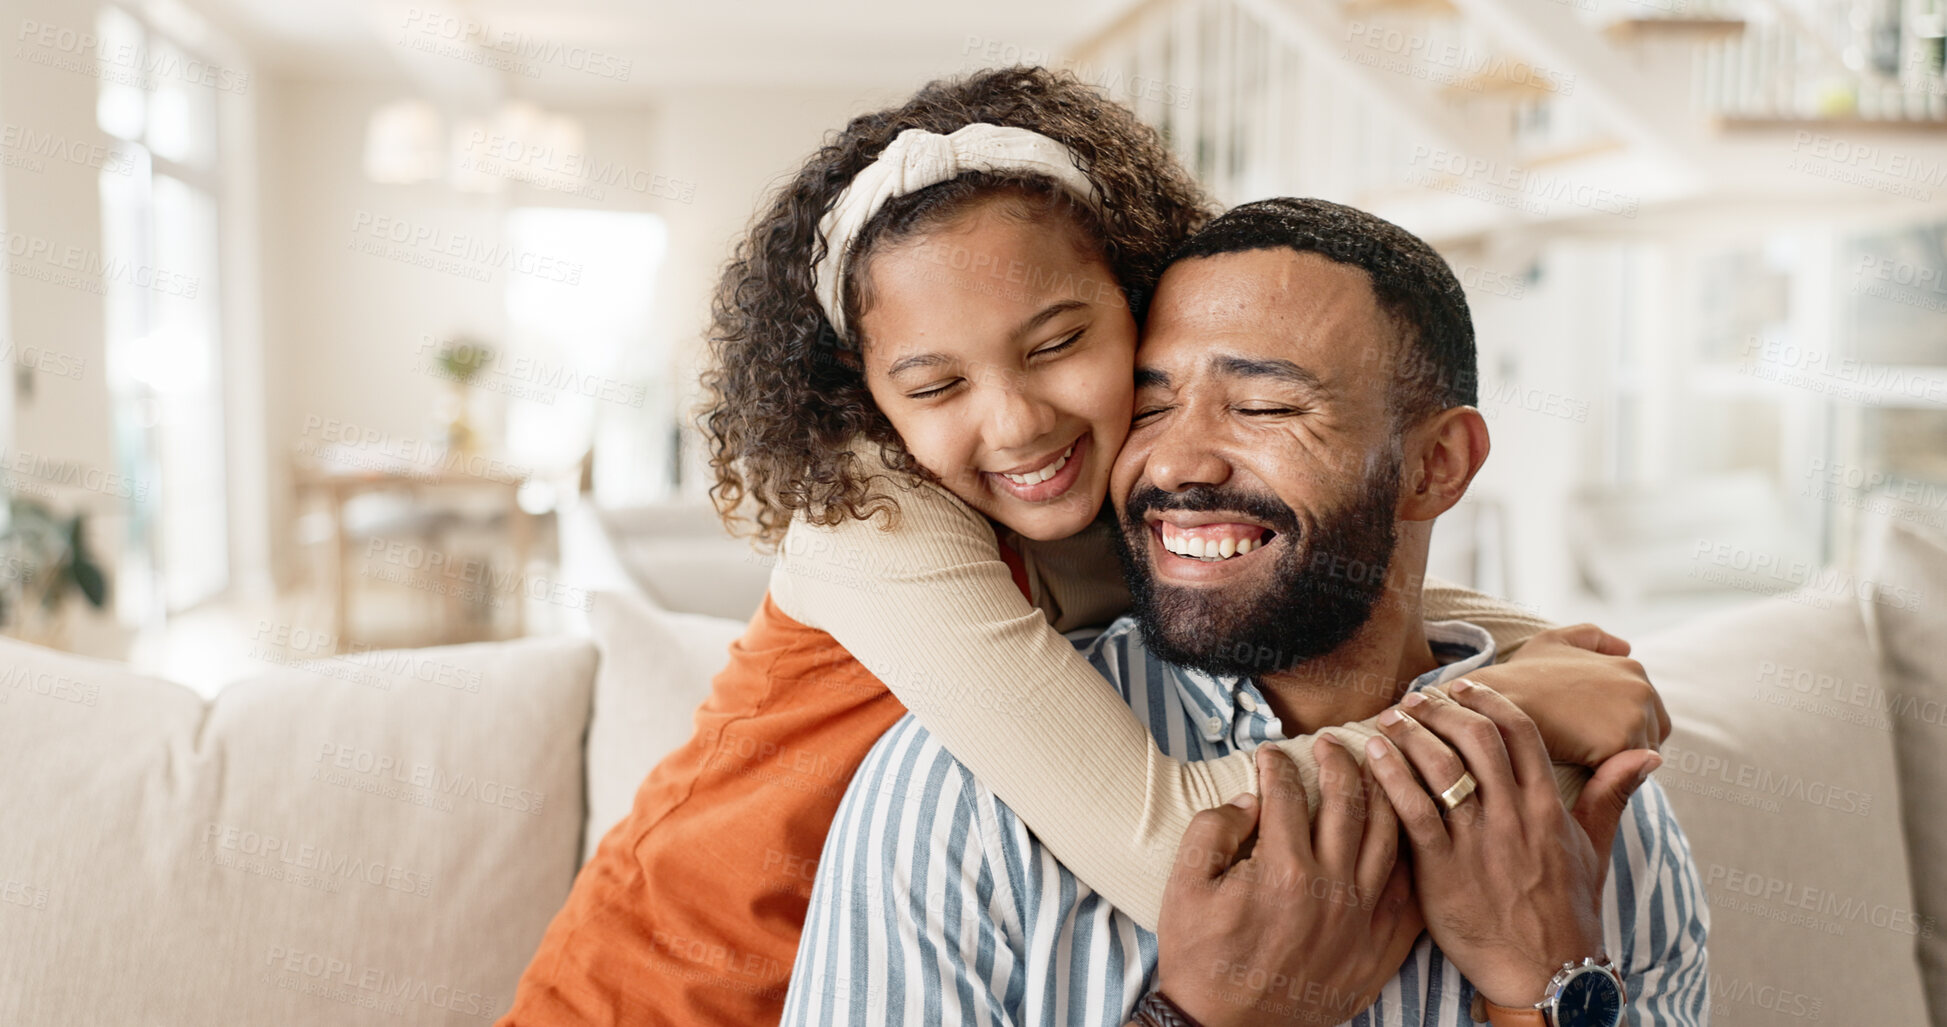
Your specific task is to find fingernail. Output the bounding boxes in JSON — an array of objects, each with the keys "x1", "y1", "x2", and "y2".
[
  {"x1": 1229, "y1": 792, "x2": 1257, "y2": 809},
  {"x1": 1638, "y1": 753, "x2": 1663, "y2": 782},
  {"x1": 1450, "y1": 677, "x2": 1474, "y2": 694},
  {"x1": 1378, "y1": 708, "x2": 1406, "y2": 727},
  {"x1": 1400, "y1": 691, "x2": 1428, "y2": 708},
  {"x1": 1365, "y1": 737, "x2": 1391, "y2": 760}
]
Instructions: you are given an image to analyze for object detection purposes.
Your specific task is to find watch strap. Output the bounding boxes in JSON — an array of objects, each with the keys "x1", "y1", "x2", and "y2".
[{"x1": 1476, "y1": 995, "x2": 1549, "y2": 1026}]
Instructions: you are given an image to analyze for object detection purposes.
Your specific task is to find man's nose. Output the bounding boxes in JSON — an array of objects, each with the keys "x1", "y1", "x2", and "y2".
[
  {"x1": 983, "y1": 377, "x2": 1059, "y2": 453},
  {"x1": 1144, "y1": 407, "x2": 1232, "y2": 493}
]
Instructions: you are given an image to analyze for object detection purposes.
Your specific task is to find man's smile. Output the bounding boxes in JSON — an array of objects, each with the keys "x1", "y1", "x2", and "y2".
[{"x1": 1144, "y1": 511, "x2": 1287, "y2": 581}]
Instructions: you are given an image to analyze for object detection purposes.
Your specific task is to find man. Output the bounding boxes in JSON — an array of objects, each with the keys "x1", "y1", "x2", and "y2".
[{"x1": 780, "y1": 198, "x2": 1708, "y2": 1026}]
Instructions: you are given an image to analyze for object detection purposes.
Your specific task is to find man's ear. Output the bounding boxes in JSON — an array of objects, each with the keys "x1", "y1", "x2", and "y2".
[{"x1": 1398, "y1": 405, "x2": 1489, "y2": 522}]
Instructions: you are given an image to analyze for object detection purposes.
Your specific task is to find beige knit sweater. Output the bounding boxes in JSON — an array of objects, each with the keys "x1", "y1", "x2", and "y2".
[{"x1": 771, "y1": 471, "x2": 1563, "y2": 932}]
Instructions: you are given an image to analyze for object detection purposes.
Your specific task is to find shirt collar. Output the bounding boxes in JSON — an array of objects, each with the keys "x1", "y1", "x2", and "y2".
[{"x1": 1169, "y1": 619, "x2": 1499, "y2": 746}]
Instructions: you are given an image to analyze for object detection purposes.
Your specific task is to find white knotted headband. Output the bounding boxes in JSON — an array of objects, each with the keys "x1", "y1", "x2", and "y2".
[{"x1": 812, "y1": 123, "x2": 1103, "y2": 341}]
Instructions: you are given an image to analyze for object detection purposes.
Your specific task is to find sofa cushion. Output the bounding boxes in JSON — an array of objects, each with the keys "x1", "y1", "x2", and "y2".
[
  {"x1": 582, "y1": 590, "x2": 748, "y2": 864},
  {"x1": 1861, "y1": 518, "x2": 1947, "y2": 1026},
  {"x1": 0, "y1": 634, "x2": 595, "y2": 1026},
  {"x1": 1635, "y1": 588, "x2": 1930, "y2": 1026}
]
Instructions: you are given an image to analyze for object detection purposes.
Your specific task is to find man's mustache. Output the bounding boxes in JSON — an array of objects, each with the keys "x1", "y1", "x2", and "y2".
[{"x1": 1121, "y1": 483, "x2": 1303, "y2": 540}]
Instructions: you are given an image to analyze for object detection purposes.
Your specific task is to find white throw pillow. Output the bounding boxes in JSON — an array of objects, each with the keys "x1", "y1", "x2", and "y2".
[
  {"x1": 581, "y1": 590, "x2": 749, "y2": 864},
  {"x1": 0, "y1": 635, "x2": 595, "y2": 1026},
  {"x1": 1636, "y1": 588, "x2": 1930, "y2": 1026},
  {"x1": 1861, "y1": 517, "x2": 1947, "y2": 1026}
]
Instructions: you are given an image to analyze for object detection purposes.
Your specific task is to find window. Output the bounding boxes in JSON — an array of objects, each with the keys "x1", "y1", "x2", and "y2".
[{"x1": 97, "y1": 4, "x2": 228, "y2": 618}]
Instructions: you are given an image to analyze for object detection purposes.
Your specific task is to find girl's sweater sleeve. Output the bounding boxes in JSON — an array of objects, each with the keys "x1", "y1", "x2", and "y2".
[{"x1": 771, "y1": 477, "x2": 1552, "y2": 932}]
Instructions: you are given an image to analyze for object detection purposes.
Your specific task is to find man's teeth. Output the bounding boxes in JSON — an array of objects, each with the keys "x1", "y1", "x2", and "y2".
[
  {"x1": 1001, "y1": 442, "x2": 1076, "y2": 486},
  {"x1": 1159, "y1": 530, "x2": 1265, "y2": 561}
]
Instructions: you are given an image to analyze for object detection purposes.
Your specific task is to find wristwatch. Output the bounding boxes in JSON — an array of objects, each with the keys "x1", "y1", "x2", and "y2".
[{"x1": 1476, "y1": 958, "x2": 1627, "y2": 1027}]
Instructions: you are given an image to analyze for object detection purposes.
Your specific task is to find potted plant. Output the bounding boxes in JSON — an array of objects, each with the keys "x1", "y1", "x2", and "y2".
[{"x1": 0, "y1": 495, "x2": 110, "y2": 649}]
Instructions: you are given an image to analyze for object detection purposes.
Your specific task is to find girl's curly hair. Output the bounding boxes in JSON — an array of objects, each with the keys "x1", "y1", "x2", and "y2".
[{"x1": 698, "y1": 66, "x2": 1213, "y2": 546}]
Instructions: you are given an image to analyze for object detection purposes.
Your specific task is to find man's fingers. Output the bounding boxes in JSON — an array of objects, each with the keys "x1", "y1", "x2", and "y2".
[
  {"x1": 1573, "y1": 749, "x2": 1662, "y2": 873},
  {"x1": 1310, "y1": 735, "x2": 1364, "y2": 874},
  {"x1": 1445, "y1": 679, "x2": 1552, "y2": 793},
  {"x1": 1375, "y1": 702, "x2": 1475, "y2": 818},
  {"x1": 1175, "y1": 794, "x2": 1260, "y2": 883},
  {"x1": 1363, "y1": 735, "x2": 1449, "y2": 855},
  {"x1": 1354, "y1": 756, "x2": 1401, "y2": 900},
  {"x1": 1253, "y1": 745, "x2": 1315, "y2": 868}
]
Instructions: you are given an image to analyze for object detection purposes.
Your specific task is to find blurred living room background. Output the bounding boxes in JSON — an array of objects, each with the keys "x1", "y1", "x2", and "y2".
[{"x1": 0, "y1": 0, "x2": 1941, "y2": 692}]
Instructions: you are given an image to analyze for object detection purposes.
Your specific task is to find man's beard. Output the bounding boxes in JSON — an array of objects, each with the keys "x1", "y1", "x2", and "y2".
[{"x1": 1114, "y1": 454, "x2": 1402, "y2": 679}]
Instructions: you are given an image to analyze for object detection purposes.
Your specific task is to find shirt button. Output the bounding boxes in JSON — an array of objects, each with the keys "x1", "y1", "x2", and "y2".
[
  {"x1": 1237, "y1": 693, "x2": 1258, "y2": 713},
  {"x1": 1204, "y1": 716, "x2": 1224, "y2": 737}
]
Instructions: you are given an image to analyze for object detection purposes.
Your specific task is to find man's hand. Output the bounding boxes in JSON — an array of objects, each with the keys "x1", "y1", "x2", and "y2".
[
  {"x1": 1364, "y1": 680, "x2": 1658, "y2": 1009},
  {"x1": 1152, "y1": 742, "x2": 1422, "y2": 1027},
  {"x1": 1466, "y1": 623, "x2": 1670, "y2": 768}
]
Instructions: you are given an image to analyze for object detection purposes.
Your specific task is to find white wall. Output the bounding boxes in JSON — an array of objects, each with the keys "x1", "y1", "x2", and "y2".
[
  {"x1": 256, "y1": 77, "x2": 889, "y2": 576},
  {"x1": 644, "y1": 83, "x2": 903, "y2": 497}
]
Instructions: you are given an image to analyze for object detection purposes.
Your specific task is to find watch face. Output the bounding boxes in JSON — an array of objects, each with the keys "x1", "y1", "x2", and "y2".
[{"x1": 1551, "y1": 967, "x2": 1624, "y2": 1027}]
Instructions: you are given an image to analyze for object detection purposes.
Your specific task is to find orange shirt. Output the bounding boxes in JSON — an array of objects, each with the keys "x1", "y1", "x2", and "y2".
[{"x1": 501, "y1": 546, "x2": 1034, "y2": 1026}]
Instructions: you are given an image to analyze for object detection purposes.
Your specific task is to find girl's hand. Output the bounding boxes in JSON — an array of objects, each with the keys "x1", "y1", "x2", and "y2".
[
  {"x1": 1365, "y1": 681, "x2": 1658, "y2": 1009},
  {"x1": 1154, "y1": 744, "x2": 1423, "y2": 1027},
  {"x1": 1461, "y1": 623, "x2": 1669, "y2": 768}
]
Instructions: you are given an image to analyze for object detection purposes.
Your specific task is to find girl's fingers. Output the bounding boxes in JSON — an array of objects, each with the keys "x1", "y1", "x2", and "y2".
[
  {"x1": 1445, "y1": 679, "x2": 1551, "y2": 794},
  {"x1": 1364, "y1": 734, "x2": 1450, "y2": 856}
]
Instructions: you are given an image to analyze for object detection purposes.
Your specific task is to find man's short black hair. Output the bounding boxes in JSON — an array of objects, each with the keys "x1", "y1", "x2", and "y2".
[{"x1": 1166, "y1": 197, "x2": 1476, "y2": 423}]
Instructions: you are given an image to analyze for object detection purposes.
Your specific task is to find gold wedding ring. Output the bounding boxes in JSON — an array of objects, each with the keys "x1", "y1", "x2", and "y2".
[{"x1": 1436, "y1": 770, "x2": 1478, "y2": 813}]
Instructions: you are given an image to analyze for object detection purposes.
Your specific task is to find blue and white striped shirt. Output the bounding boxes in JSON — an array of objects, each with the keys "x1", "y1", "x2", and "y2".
[{"x1": 784, "y1": 617, "x2": 1709, "y2": 1026}]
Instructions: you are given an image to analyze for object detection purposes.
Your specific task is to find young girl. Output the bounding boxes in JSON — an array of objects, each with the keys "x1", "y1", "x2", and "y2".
[{"x1": 503, "y1": 67, "x2": 1663, "y2": 1026}]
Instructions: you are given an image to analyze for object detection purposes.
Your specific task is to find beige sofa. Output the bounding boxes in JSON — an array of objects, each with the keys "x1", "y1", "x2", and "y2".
[{"x1": 2, "y1": 516, "x2": 1942, "y2": 1026}]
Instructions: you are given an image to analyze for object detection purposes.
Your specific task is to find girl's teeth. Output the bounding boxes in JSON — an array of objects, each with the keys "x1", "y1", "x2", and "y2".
[{"x1": 1002, "y1": 442, "x2": 1075, "y2": 486}]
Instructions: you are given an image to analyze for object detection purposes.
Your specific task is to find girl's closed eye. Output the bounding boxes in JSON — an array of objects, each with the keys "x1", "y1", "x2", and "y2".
[{"x1": 908, "y1": 379, "x2": 964, "y2": 401}]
